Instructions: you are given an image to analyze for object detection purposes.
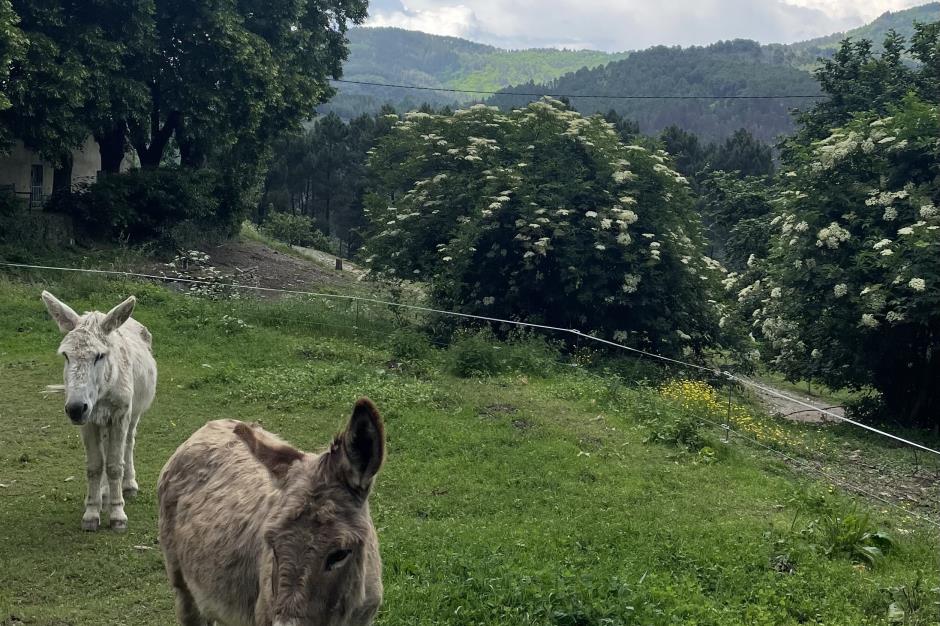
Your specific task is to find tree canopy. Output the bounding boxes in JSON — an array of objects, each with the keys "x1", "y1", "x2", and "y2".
[
  {"x1": 362, "y1": 100, "x2": 730, "y2": 358},
  {"x1": 1, "y1": 0, "x2": 368, "y2": 173},
  {"x1": 736, "y1": 23, "x2": 940, "y2": 428}
]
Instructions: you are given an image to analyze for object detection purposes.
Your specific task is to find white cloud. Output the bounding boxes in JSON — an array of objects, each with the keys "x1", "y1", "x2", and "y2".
[
  {"x1": 782, "y1": 0, "x2": 924, "y2": 24},
  {"x1": 366, "y1": 0, "x2": 929, "y2": 51},
  {"x1": 367, "y1": 4, "x2": 479, "y2": 39}
]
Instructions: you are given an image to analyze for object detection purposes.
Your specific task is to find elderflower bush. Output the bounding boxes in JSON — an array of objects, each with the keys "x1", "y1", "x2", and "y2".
[
  {"x1": 362, "y1": 99, "x2": 729, "y2": 358},
  {"x1": 753, "y1": 96, "x2": 940, "y2": 427}
]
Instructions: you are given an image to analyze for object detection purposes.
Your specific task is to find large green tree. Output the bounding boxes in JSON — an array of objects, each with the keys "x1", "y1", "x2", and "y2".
[
  {"x1": 737, "y1": 24, "x2": 940, "y2": 429},
  {"x1": 744, "y1": 96, "x2": 940, "y2": 429},
  {"x1": 125, "y1": 0, "x2": 368, "y2": 171},
  {"x1": 363, "y1": 100, "x2": 731, "y2": 358},
  {"x1": 0, "y1": 0, "x2": 25, "y2": 117},
  {"x1": 784, "y1": 28, "x2": 919, "y2": 152},
  {"x1": 699, "y1": 171, "x2": 774, "y2": 270},
  {"x1": 3, "y1": 0, "x2": 367, "y2": 177},
  {"x1": 2, "y1": 1, "x2": 88, "y2": 166}
]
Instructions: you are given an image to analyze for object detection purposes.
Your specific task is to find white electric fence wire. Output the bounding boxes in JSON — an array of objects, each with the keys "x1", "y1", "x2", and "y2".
[{"x1": 3, "y1": 260, "x2": 939, "y2": 460}]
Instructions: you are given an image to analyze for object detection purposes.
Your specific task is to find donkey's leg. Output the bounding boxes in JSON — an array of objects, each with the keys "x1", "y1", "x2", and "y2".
[
  {"x1": 99, "y1": 427, "x2": 110, "y2": 505},
  {"x1": 105, "y1": 412, "x2": 131, "y2": 532},
  {"x1": 80, "y1": 424, "x2": 104, "y2": 531},
  {"x1": 169, "y1": 565, "x2": 210, "y2": 626},
  {"x1": 122, "y1": 410, "x2": 142, "y2": 499}
]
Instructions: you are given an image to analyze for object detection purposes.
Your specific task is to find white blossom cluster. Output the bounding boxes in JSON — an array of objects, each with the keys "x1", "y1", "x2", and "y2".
[{"x1": 815, "y1": 222, "x2": 851, "y2": 249}]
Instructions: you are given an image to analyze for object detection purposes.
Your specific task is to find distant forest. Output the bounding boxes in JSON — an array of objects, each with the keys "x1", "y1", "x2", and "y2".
[
  {"x1": 326, "y1": 3, "x2": 940, "y2": 141},
  {"x1": 488, "y1": 40, "x2": 822, "y2": 142},
  {"x1": 321, "y1": 27, "x2": 627, "y2": 119}
]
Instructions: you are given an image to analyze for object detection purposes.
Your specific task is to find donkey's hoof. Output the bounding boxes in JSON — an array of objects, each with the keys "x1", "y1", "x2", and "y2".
[
  {"x1": 81, "y1": 517, "x2": 100, "y2": 532},
  {"x1": 122, "y1": 487, "x2": 138, "y2": 500},
  {"x1": 110, "y1": 518, "x2": 128, "y2": 533}
]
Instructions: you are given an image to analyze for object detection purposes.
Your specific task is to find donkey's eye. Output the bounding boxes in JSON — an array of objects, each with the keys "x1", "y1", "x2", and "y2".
[
  {"x1": 62, "y1": 353, "x2": 69, "y2": 362},
  {"x1": 325, "y1": 549, "x2": 351, "y2": 571},
  {"x1": 95, "y1": 353, "x2": 105, "y2": 363}
]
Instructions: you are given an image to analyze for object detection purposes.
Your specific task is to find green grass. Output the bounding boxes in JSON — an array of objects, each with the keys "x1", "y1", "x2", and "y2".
[{"x1": 0, "y1": 272, "x2": 938, "y2": 625}]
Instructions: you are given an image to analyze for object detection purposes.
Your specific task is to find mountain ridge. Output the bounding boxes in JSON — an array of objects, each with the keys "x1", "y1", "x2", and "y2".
[{"x1": 324, "y1": 3, "x2": 940, "y2": 139}]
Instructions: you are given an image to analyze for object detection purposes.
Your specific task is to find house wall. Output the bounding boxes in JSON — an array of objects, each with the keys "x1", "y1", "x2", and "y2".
[
  {"x1": 0, "y1": 140, "x2": 54, "y2": 199},
  {"x1": 0, "y1": 136, "x2": 136, "y2": 202},
  {"x1": 71, "y1": 135, "x2": 102, "y2": 187}
]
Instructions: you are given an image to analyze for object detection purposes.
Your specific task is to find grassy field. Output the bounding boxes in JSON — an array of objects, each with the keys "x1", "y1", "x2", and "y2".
[{"x1": 0, "y1": 270, "x2": 938, "y2": 626}]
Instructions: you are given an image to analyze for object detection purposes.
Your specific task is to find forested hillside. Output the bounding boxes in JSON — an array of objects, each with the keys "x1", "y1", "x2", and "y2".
[
  {"x1": 489, "y1": 40, "x2": 822, "y2": 142},
  {"x1": 322, "y1": 27, "x2": 628, "y2": 118},
  {"x1": 783, "y1": 2, "x2": 940, "y2": 68},
  {"x1": 329, "y1": 5, "x2": 939, "y2": 141}
]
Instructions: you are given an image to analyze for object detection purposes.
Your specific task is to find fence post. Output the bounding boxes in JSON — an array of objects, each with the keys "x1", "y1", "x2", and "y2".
[{"x1": 724, "y1": 371, "x2": 733, "y2": 443}]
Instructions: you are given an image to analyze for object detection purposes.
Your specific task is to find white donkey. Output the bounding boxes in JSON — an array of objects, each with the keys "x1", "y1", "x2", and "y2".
[{"x1": 42, "y1": 291, "x2": 157, "y2": 532}]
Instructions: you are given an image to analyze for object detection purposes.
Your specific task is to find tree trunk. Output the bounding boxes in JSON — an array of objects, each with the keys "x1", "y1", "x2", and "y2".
[
  {"x1": 324, "y1": 193, "x2": 331, "y2": 235},
  {"x1": 907, "y1": 342, "x2": 936, "y2": 429},
  {"x1": 96, "y1": 125, "x2": 127, "y2": 174},
  {"x1": 137, "y1": 118, "x2": 177, "y2": 169},
  {"x1": 178, "y1": 131, "x2": 205, "y2": 168},
  {"x1": 304, "y1": 178, "x2": 311, "y2": 216},
  {"x1": 129, "y1": 82, "x2": 180, "y2": 169}
]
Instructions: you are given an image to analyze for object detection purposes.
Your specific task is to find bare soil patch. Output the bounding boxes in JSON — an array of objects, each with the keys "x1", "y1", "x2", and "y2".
[
  {"x1": 145, "y1": 239, "x2": 361, "y2": 297},
  {"x1": 746, "y1": 378, "x2": 939, "y2": 523}
]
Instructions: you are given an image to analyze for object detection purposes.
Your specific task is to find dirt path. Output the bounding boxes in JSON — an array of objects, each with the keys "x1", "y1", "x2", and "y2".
[
  {"x1": 744, "y1": 378, "x2": 939, "y2": 524},
  {"x1": 744, "y1": 377, "x2": 845, "y2": 423},
  {"x1": 291, "y1": 244, "x2": 368, "y2": 280}
]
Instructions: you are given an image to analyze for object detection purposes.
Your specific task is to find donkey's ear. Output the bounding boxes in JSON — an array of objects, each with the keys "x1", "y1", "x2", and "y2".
[
  {"x1": 101, "y1": 296, "x2": 136, "y2": 334},
  {"x1": 337, "y1": 398, "x2": 385, "y2": 492},
  {"x1": 234, "y1": 423, "x2": 304, "y2": 486},
  {"x1": 41, "y1": 291, "x2": 80, "y2": 333}
]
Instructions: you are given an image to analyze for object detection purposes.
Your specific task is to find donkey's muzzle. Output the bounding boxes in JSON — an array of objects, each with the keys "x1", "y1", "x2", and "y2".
[{"x1": 65, "y1": 401, "x2": 90, "y2": 425}]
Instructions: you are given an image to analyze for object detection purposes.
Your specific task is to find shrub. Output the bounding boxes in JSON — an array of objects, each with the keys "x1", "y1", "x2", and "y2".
[
  {"x1": 743, "y1": 95, "x2": 940, "y2": 428},
  {"x1": 448, "y1": 329, "x2": 502, "y2": 378},
  {"x1": 260, "y1": 211, "x2": 338, "y2": 252},
  {"x1": 163, "y1": 250, "x2": 241, "y2": 300},
  {"x1": 644, "y1": 413, "x2": 708, "y2": 452},
  {"x1": 501, "y1": 330, "x2": 561, "y2": 374},
  {"x1": 0, "y1": 188, "x2": 19, "y2": 217},
  {"x1": 363, "y1": 100, "x2": 730, "y2": 360},
  {"x1": 306, "y1": 229, "x2": 339, "y2": 254},
  {"x1": 49, "y1": 167, "x2": 231, "y2": 249},
  {"x1": 389, "y1": 327, "x2": 433, "y2": 362},
  {"x1": 843, "y1": 392, "x2": 887, "y2": 424},
  {"x1": 261, "y1": 212, "x2": 314, "y2": 246}
]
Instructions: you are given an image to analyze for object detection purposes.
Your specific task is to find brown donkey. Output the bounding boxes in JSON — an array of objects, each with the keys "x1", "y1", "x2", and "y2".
[{"x1": 158, "y1": 398, "x2": 385, "y2": 626}]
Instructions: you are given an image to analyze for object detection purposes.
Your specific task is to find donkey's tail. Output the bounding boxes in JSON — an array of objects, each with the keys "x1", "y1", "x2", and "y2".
[{"x1": 42, "y1": 384, "x2": 65, "y2": 397}]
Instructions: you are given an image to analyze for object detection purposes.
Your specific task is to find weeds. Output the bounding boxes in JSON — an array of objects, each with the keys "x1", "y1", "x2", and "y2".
[
  {"x1": 884, "y1": 574, "x2": 940, "y2": 625},
  {"x1": 644, "y1": 413, "x2": 708, "y2": 452},
  {"x1": 816, "y1": 508, "x2": 895, "y2": 566}
]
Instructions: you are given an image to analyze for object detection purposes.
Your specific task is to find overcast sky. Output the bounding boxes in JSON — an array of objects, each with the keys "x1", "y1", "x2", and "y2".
[{"x1": 364, "y1": 0, "x2": 930, "y2": 50}]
